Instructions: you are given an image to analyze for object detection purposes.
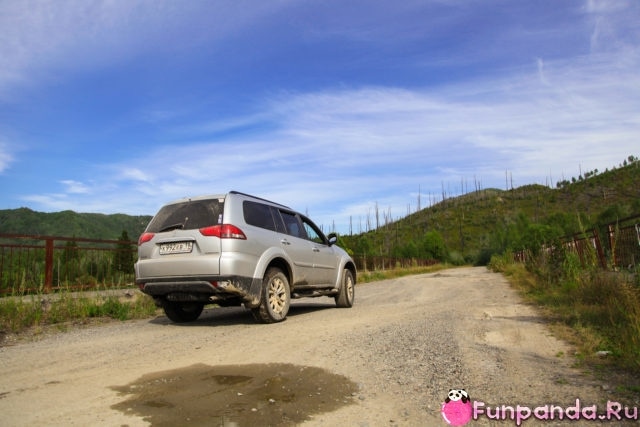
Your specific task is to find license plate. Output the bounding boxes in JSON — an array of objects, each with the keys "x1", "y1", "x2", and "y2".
[{"x1": 159, "y1": 241, "x2": 193, "y2": 255}]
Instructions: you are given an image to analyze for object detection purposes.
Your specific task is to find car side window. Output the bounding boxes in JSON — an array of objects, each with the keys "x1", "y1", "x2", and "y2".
[
  {"x1": 270, "y1": 206, "x2": 287, "y2": 234},
  {"x1": 280, "y1": 211, "x2": 306, "y2": 239},
  {"x1": 302, "y1": 218, "x2": 326, "y2": 244},
  {"x1": 243, "y1": 201, "x2": 277, "y2": 231}
]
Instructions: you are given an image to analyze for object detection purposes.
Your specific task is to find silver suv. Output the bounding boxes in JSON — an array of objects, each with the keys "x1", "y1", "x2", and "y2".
[{"x1": 135, "y1": 191, "x2": 356, "y2": 323}]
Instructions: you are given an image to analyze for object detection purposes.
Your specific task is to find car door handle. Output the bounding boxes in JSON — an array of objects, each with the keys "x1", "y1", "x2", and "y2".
[
  {"x1": 312, "y1": 247, "x2": 320, "y2": 252},
  {"x1": 281, "y1": 239, "x2": 291, "y2": 245}
]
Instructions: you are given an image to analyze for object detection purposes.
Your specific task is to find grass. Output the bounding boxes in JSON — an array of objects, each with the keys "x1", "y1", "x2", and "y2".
[
  {"x1": 0, "y1": 288, "x2": 158, "y2": 336},
  {"x1": 489, "y1": 252, "x2": 640, "y2": 373},
  {"x1": 357, "y1": 263, "x2": 450, "y2": 283}
]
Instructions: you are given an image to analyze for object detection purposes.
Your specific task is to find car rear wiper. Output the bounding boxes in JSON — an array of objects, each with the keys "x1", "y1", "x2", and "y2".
[
  {"x1": 158, "y1": 216, "x2": 190, "y2": 233},
  {"x1": 158, "y1": 223, "x2": 185, "y2": 233}
]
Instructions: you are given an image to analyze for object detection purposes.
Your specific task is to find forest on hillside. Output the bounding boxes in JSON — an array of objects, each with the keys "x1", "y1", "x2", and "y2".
[
  {"x1": 0, "y1": 208, "x2": 151, "y2": 241},
  {"x1": 341, "y1": 155, "x2": 640, "y2": 266}
]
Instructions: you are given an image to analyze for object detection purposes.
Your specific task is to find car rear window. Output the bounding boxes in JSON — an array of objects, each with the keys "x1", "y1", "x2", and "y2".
[
  {"x1": 243, "y1": 201, "x2": 277, "y2": 231},
  {"x1": 146, "y1": 199, "x2": 224, "y2": 232}
]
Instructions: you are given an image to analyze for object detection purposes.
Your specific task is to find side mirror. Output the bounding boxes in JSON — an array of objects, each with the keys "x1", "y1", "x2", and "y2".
[{"x1": 327, "y1": 232, "x2": 338, "y2": 246}]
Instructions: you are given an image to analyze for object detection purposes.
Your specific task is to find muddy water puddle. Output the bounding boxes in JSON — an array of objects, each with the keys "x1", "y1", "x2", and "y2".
[{"x1": 111, "y1": 363, "x2": 358, "y2": 426}]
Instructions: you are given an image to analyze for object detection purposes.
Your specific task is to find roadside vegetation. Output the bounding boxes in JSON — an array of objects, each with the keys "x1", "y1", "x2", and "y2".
[
  {"x1": 0, "y1": 289, "x2": 158, "y2": 336},
  {"x1": 358, "y1": 263, "x2": 449, "y2": 283},
  {"x1": 489, "y1": 248, "x2": 640, "y2": 373}
]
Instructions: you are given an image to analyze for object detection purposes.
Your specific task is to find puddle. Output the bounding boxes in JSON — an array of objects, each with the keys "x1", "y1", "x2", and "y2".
[{"x1": 111, "y1": 363, "x2": 358, "y2": 426}]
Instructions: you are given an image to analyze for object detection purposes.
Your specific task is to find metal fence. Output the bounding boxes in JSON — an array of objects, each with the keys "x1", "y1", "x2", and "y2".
[
  {"x1": 0, "y1": 233, "x2": 440, "y2": 294},
  {"x1": 514, "y1": 214, "x2": 640, "y2": 271},
  {"x1": 607, "y1": 214, "x2": 640, "y2": 269},
  {"x1": 561, "y1": 229, "x2": 607, "y2": 269},
  {"x1": 0, "y1": 234, "x2": 137, "y2": 295},
  {"x1": 7, "y1": 213, "x2": 635, "y2": 295}
]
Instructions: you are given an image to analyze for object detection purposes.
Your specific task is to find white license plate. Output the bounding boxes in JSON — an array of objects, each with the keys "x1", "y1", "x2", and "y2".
[{"x1": 159, "y1": 241, "x2": 193, "y2": 255}]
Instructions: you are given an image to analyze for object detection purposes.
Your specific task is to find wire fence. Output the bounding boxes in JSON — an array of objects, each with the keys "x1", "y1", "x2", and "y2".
[
  {"x1": 514, "y1": 214, "x2": 640, "y2": 271},
  {"x1": 0, "y1": 233, "x2": 439, "y2": 295},
  {"x1": 5, "y1": 212, "x2": 636, "y2": 296},
  {"x1": 0, "y1": 234, "x2": 136, "y2": 295},
  {"x1": 608, "y1": 215, "x2": 640, "y2": 269}
]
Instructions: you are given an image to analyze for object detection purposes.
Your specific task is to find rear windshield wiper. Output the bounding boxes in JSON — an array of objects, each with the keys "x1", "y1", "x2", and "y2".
[{"x1": 158, "y1": 223, "x2": 185, "y2": 233}]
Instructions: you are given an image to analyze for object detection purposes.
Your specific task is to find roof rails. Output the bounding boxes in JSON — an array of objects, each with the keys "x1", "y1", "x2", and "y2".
[{"x1": 229, "y1": 191, "x2": 291, "y2": 209}]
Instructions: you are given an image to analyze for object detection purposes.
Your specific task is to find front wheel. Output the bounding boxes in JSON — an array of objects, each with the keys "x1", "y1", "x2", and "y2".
[
  {"x1": 335, "y1": 268, "x2": 355, "y2": 308},
  {"x1": 252, "y1": 267, "x2": 290, "y2": 323},
  {"x1": 162, "y1": 301, "x2": 204, "y2": 323}
]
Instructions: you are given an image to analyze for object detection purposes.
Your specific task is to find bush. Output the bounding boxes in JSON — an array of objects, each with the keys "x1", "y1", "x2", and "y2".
[
  {"x1": 448, "y1": 251, "x2": 465, "y2": 266},
  {"x1": 512, "y1": 244, "x2": 640, "y2": 371}
]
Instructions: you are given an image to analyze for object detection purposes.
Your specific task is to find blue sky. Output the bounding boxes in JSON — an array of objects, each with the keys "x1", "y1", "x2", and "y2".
[{"x1": 1, "y1": 1, "x2": 639, "y2": 234}]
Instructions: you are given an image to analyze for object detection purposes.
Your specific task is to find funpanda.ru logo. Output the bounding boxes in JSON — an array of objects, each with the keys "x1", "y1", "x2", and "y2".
[{"x1": 441, "y1": 389, "x2": 472, "y2": 426}]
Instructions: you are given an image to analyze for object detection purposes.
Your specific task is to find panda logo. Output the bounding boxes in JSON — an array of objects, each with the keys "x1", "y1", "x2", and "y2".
[
  {"x1": 445, "y1": 389, "x2": 470, "y2": 404},
  {"x1": 441, "y1": 389, "x2": 472, "y2": 426}
]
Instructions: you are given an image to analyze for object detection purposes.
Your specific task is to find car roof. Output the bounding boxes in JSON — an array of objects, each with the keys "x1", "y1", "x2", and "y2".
[{"x1": 162, "y1": 191, "x2": 291, "y2": 210}]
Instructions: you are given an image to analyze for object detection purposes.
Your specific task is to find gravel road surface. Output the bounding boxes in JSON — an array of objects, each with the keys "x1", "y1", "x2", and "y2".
[{"x1": 0, "y1": 267, "x2": 636, "y2": 426}]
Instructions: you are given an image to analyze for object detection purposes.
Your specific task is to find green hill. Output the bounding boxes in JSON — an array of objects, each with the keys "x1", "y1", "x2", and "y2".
[
  {"x1": 0, "y1": 208, "x2": 151, "y2": 241},
  {"x1": 342, "y1": 156, "x2": 640, "y2": 264}
]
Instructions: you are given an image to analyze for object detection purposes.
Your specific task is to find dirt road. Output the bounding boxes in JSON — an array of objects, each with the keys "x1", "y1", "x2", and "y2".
[{"x1": 0, "y1": 267, "x2": 635, "y2": 426}]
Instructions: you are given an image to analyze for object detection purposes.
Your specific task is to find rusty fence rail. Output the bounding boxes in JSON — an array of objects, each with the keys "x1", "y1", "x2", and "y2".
[
  {"x1": 6, "y1": 214, "x2": 636, "y2": 295},
  {"x1": 0, "y1": 234, "x2": 137, "y2": 295},
  {"x1": 607, "y1": 214, "x2": 640, "y2": 269},
  {"x1": 514, "y1": 214, "x2": 640, "y2": 271}
]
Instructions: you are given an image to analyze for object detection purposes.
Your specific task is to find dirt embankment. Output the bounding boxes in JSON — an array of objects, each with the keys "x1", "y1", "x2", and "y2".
[{"x1": 0, "y1": 267, "x2": 637, "y2": 426}]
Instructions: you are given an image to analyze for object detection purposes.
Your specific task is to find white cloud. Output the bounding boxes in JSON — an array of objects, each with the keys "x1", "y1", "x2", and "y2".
[
  {"x1": 60, "y1": 179, "x2": 91, "y2": 194},
  {"x1": 20, "y1": 37, "x2": 640, "y2": 230},
  {"x1": 0, "y1": 143, "x2": 13, "y2": 173},
  {"x1": 117, "y1": 168, "x2": 152, "y2": 183},
  {"x1": 0, "y1": 0, "x2": 288, "y2": 97},
  {"x1": 7, "y1": 0, "x2": 640, "y2": 232}
]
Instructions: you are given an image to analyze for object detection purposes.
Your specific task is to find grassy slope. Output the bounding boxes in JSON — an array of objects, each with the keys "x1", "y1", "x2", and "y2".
[{"x1": 343, "y1": 160, "x2": 640, "y2": 261}]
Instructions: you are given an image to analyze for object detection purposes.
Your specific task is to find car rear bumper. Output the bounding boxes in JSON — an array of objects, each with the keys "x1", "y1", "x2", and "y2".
[{"x1": 136, "y1": 275, "x2": 262, "y2": 307}]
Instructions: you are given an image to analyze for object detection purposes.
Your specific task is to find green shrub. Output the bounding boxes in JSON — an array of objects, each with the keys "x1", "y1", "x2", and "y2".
[{"x1": 510, "y1": 248, "x2": 640, "y2": 371}]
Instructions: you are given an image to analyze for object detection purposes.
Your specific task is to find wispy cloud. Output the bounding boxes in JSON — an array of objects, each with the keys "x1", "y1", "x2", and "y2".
[
  {"x1": 0, "y1": 142, "x2": 13, "y2": 173},
  {"x1": 21, "y1": 37, "x2": 639, "y2": 228},
  {"x1": 3, "y1": 0, "x2": 640, "y2": 233},
  {"x1": 60, "y1": 180, "x2": 91, "y2": 194},
  {"x1": 0, "y1": 1, "x2": 287, "y2": 97}
]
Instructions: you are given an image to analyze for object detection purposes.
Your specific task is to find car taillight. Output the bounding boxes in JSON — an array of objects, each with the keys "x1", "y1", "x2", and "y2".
[
  {"x1": 199, "y1": 224, "x2": 247, "y2": 239},
  {"x1": 138, "y1": 232, "x2": 155, "y2": 245}
]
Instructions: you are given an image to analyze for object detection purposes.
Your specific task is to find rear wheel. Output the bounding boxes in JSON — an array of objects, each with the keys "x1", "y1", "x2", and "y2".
[
  {"x1": 252, "y1": 267, "x2": 290, "y2": 323},
  {"x1": 162, "y1": 301, "x2": 204, "y2": 323},
  {"x1": 335, "y1": 268, "x2": 355, "y2": 308}
]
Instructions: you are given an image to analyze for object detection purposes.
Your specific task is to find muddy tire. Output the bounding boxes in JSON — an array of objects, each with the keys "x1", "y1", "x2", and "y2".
[
  {"x1": 162, "y1": 301, "x2": 204, "y2": 323},
  {"x1": 335, "y1": 268, "x2": 355, "y2": 308},
  {"x1": 252, "y1": 268, "x2": 290, "y2": 323}
]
